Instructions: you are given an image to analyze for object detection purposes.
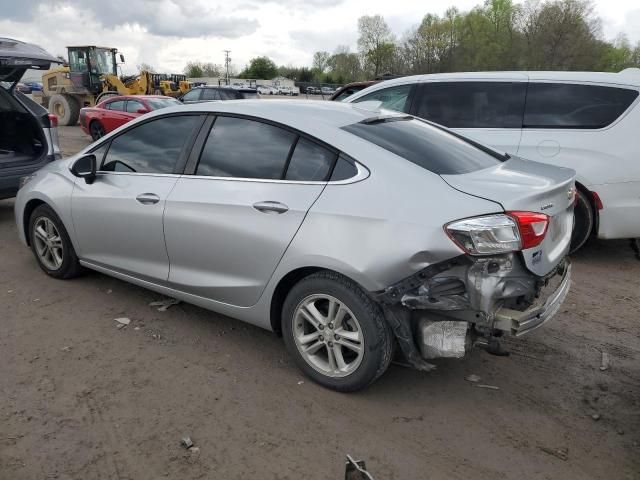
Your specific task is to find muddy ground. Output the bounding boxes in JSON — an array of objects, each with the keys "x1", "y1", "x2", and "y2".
[{"x1": 1, "y1": 126, "x2": 638, "y2": 479}]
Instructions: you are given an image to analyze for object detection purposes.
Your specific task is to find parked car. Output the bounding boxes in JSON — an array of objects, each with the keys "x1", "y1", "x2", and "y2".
[
  {"x1": 345, "y1": 70, "x2": 640, "y2": 252},
  {"x1": 15, "y1": 100, "x2": 575, "y2": 391},
  {"x1": 24, "y1": 81, "x2": 43, "y2": 92},
  {"x1": 257, "y1": 85, "x2": 273, "y2": 95},
  {"x1": 329, "y1": 81, "x2": 379, "y2": 101},
  {"x1": 306, "y1": 86, "x2": 320, "y2": 95},
  {"x1": 0, "y1": 37, "x2": 60, "y2": 200},
  {"x1": 16, "y1": 82, "x2": 32, "y2": 94},
  {"x1": 79, "y1": 95, "x2": 181, "y2": 140},
  {"x1": 180, "y1": 86, "x2": 259, "y2": 104},
  {"x1": 320, "y1": 86, "x2": 335, "y2": 96}
]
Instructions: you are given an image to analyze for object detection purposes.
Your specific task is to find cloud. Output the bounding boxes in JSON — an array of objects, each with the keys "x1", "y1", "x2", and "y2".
[{"x1": 289, "y1": 29, "x2": 358, "y2": 54}]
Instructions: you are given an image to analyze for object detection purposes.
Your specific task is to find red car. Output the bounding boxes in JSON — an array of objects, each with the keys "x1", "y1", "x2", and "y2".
[{"x1": 79, "y1": 95, "x2": 181, "y2": 140}]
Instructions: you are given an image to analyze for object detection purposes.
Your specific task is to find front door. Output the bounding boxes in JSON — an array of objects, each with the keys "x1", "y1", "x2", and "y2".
[
  {"x1": 71, "y1": 114, "x2": 203, "y2": 282},
  {"x1": 164, "y1": 115, "x2": 338, "y2": 307}
]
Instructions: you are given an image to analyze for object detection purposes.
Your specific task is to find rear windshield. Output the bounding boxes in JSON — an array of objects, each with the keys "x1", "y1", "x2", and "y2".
[
  {"x1": 341, "y1": 117, "x2": 504, "y2": 175},
  {"x1": 146, "y1": 98, "x2": 181, "y2": 110}
]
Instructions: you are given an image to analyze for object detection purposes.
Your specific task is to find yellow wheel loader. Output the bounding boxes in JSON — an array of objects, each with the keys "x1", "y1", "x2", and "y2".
[{"x1": 41, "y1": 46, "x2": 190, "y2": 125}]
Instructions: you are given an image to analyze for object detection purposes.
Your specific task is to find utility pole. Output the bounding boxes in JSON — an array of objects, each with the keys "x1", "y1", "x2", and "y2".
[{"x1": 223, "y1": 50, "x2": 231, "y2": 86}]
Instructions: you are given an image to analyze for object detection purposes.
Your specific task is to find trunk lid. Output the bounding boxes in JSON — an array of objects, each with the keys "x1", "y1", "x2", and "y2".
[
  {"x1": 0, "y1": 38, "x2": 60, "y2": 89},
  {"x1": 441, "y1": 156, "x2": 576, "y2": 277}
]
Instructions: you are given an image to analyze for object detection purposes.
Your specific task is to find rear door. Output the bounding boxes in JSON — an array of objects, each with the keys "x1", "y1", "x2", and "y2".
[
  {"x1": 164, "y1": 115, "x2": 337, "y2": 307},
  {"x1": 410, "y1": 80, "x2": 526, "y2": 154},
  {"x1": 102, "y1": 99, "x2": 130, "y2": 132}
]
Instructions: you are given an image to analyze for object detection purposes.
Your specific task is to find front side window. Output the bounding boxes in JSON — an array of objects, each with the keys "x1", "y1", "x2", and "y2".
[
  {"x1": 414, "y1": 82, "x2": 526, "y2": 128},
  {"x1": 126, "y1": 100, "x2": 145, "y2": 113},
  {"x1": 106, "y1": 100, "x2": 125, "y2": 111},
  {"x1": 196, "y1": 116, "x2": 296, "y2": 179},
  {"x1": 100, "y1": 115, "x2": 199, "y2": 173},
  {"x1": 182, "y1": 89, "x2": 201, "y2": 102},
  {"x1": 285, "y1": 138, "x2": 336, "y2": 181},
  {"x1": 201, "y1": 89, "x2": 220, "y2": 101},
  {"x1": 342, "y1": 118, "x2": 503, "y2": 175},
  {"x1": 352, "y1": 85, "x2": 412, "y2": 113},
  {"x1": 524, "y1": 83, "x2": 639, "y2": 129}
]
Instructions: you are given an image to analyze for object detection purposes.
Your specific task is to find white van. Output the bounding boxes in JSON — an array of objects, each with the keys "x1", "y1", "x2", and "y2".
[{"x1": 345, "y1": 70, "x2": 640, "y2": 252}]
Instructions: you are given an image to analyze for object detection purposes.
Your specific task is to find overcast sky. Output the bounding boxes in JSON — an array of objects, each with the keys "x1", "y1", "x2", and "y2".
[{"x1": 2, "y1": 0, "x2": 639, "y2": 75}]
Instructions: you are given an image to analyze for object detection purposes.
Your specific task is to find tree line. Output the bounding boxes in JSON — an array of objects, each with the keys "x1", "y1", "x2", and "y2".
[{"x1": 183, "y1": 0, "x2": 640, "y2": 84}]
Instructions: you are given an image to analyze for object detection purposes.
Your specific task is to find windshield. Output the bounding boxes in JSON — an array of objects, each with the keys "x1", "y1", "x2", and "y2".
[
  {"x1": 88, "y1": 48, "x2": 116, "y2": 75},
  {"x1": 342, "y1": 117, "x2": 504, "y2": 175},
  {"x1": 146, "y1": 98, "x2": 182, "y2": 110}
]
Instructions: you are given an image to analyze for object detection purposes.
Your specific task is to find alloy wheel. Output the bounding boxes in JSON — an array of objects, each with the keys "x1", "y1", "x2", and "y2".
[
  {"x1": 33, "y1": 217, "x2": 64, "y2": 270},
  {"x1": 293, "y1": 294, "x2": 364, "y2": 378}
]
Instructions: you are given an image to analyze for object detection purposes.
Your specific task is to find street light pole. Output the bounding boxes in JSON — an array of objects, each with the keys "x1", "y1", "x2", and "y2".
[{"x1": 223, "y1": 50, "x2": 231, "y2": 86}]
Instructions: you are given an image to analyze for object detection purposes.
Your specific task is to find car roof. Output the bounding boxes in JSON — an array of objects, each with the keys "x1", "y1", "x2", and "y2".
[
  {"x1": 352, "y1": 70, "x2": 640, "y2": 90},
  {"x1": 103, "y1": 95, "x2": 175, "y2": 101}
]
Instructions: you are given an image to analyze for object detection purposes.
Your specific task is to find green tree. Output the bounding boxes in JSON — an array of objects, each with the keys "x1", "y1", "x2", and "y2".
[
  {"x1": 240, "y1": 56, "x2": 278, "y2": 79},
  {"x1": 312, "y1": 51, "x2": 331, "y2": 72},
  {"x1": 184, "y1": 61, "x2": 204, "y2": 78},
  {"x1": 357, "y1": 15, "x2": 396, "y2": 77}
]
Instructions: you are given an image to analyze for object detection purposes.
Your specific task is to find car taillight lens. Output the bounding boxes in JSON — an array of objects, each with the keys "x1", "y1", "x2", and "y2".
[
  {"x1": 48, "y1": 113, "x2": 58, "y2": 128},
  {"x1": 445, "y1": 211, "x2": 550, "y2": 255},
  {"x1": 445, "y1": 214, "x2": 521, "y2": 255},
  {"x1": 507, "y1": 211, "x2": 549, "y2": 250}
]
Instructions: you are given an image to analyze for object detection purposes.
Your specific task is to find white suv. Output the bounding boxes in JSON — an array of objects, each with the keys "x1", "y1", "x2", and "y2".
[{"x1": 345, "y1": 70, "x2": 640, "y2": 252}]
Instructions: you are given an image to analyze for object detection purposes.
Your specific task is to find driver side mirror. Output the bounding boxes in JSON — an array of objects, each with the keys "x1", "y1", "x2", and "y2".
[{"x1": 71, "y1": 154, "x2": 97, "y2": 184}]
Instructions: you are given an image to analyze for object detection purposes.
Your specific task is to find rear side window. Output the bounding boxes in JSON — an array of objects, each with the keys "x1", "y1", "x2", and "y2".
[
  {"x1": 285, "y1": 138, "x2": 336, "y2": 181},
  {"x1": 182, "y1": 89, "x2": 201, "y2": 102},
  {"x1": 196, "y1": 116, "x2": 296, "y2": 179},
  {"x1": 342, "y1": 118, "x2": 502, "y2": 175},
  {"x1": 240, "y1": 91, "x2": 259, "y2": 99},
  {"x1": 352, "y1": 85, "x2": 412, "y2": 112},
  {"x1": 524, "y1": 83, "x2": 639, "y2": 129},
  {"x1": 219, "y1": 90, "x2": 238, "y2": 100},
  {"x1": 100, "y1": 115, "x2": 199, "y2": 173},
  {"x1": 414, "y1": 82, "x2": 526, "y2": 128}
]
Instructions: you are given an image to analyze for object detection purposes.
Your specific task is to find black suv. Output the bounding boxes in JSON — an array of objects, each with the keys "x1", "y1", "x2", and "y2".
[
  {"x1": 0, "y1": 38, "x2": 60, "y2": 200},
  {"x1": 180, "y1": 86, "x2": 259, "y2": 104}
]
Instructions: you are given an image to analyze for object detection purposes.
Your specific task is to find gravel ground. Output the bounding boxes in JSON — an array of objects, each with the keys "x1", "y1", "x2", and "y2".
[{"x1": 1, "y1": 126, "x2": 638, "y2": 480}]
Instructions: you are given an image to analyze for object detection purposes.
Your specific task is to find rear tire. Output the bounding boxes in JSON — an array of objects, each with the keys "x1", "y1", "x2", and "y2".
[
  {"x1": 28, "y1": 204, "x2": 83, "y2": 279},
  {"x1": 282, "y1": 271, "x2": 393, "y2": 392},
  {"x1": 49, "y1": 94, "x2": 80, "y2": 126},
  {"x1": 570, "y1": 189, "x2": 594, "y2": 254},
  {"x1": 89, "y1": 121, "x2": 106, "y2": 141}
]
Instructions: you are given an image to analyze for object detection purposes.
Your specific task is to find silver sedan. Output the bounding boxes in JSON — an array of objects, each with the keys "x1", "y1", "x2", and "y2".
[{"x1": 15, "y1": 100, "x2": 575, "y2": 391}]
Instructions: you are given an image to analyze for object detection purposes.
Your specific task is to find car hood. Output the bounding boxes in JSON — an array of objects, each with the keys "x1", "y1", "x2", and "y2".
[
  {"x1": 441, "y1": 156, "x2": 576, "y2": 277},
  {"x1": 0, "y1": 37, "x2": 60, "y2": 87}
]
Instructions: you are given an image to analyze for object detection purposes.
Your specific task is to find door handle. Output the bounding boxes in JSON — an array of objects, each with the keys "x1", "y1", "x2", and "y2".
[
  {"x1": 136, "y1": 193, "x2": 160, "y2": 205},
  {"x1": 252, "y1": 201, "x2": 289, "y2": 214}
]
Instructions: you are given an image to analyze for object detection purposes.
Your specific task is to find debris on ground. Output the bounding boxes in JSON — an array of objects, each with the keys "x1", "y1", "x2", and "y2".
[
  {"x1": 600, "y1": 351, "x2": 610, "y2": 371},
  {"x1": 297, "y1": 381, "x2": 304, "y2": 385},
  {"x1": 539, "y1": 446, "x2": 569, "y2": 461},
  {"x1": 392, "y1": 415, "x2": 424, "y2": 423},
  {"x1": 181, "y1": 436, "x2": 194, "y2": 449},
  {"x1": 591, "y1": 414, "x2": 601, "y2": 421},
  {"x1": 473, "y1": 384, "x2": 500, "y2": 390},
  {"x1": 465, "y1": 374, "x2": 481, "y2": 383},
  {"x1": 134, "y1": 327, "x2": 140, "y2": 331},
  {"x1": 149, "y1": 298, "x2": 181, "y2": 312},
  {"x1": 115, "y1": 317, "x2": 131, "y2": 326},
  {"x1": 106, "y1": 289, "x2": 112, "y2": 294},
  {"x1": 61, "y1": 346, "x2": 72, "y2": 352}
]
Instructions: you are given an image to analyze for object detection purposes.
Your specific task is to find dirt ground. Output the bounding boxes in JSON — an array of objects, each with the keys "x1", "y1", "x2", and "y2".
[{"x1": 1, "y1": 126, "x2": 639, "y2": 480}]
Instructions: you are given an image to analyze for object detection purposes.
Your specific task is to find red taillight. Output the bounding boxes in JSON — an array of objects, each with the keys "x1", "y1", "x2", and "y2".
[
  {"x1": 507, "y1": 211, "x2": 549, "y2": 250},
  {"x1": 48, "y1": 113, "x2": 58, "y2": 128},
  {"x1": 592, "y1": 191, "x2": 603, "y2": 210}
]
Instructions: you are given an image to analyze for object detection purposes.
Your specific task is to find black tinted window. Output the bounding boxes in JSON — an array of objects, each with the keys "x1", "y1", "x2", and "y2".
[
  {"x1": 285, "y1": 138, "x2": 336, "y2": 181},
  {"x1": 107, "y1": 100, "x2": 125, "y2": 111},
  {"x1": 414, "y1": 82, "x2": 526, "y2": 128},
  {"x1": 524, "y1": 83, "x2": 638, "y2": 129},
  {"x1": 342, "y1": 118, "x2": 502, "y2": 175},
  {"x1": 101, "y1": 115, "x2": 199, "y2": 173},
  {"x1": 330, "y1": 154, "x2": 358, "y2": 181},
  {"x1": 197, "y1": 116, "x2": 296, "y2": 179},
  {"x1": 201, "y1": 89, "x2": 220, "y2": 101},
  {"x1": 239, "y1": 91, "x2": 259, "y2": 99},
  {"x1": 182, "y1": 89, "x2": 201, "y2": 102},
  {"x1": 219, "y1": 90, "x2": 238, "y2": 100},
  {"x1": 353, "y1": 85, "x2": 412, "y2": 112}
]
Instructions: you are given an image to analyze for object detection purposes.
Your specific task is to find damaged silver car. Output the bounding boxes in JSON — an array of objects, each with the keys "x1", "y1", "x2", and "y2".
[{"x1": 15, "y1": 100, "x2": 574, "y2": 391}]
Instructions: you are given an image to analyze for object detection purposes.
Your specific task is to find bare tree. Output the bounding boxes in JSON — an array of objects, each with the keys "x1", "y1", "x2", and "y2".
[
  {"x1": 312, "y1": 51, "x2": 331, "y2": 72},
  {"x1": 357, "y1": 15, "x2": 395, "y2": 77}
]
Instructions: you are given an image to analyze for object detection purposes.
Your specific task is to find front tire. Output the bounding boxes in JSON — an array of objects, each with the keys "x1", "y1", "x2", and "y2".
[
  {"x1": 29, "y1": 204, "x2": 83, "y2": 279},
  {"x1": 282, "y1": 271, "x2": 393, "y2": 392},
  {"x1": 570, "y1": 189, "x2": 594, "y2": 254},
  {"x1": 49, "y1": 94, "x2": 80, "y2": 126}
]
